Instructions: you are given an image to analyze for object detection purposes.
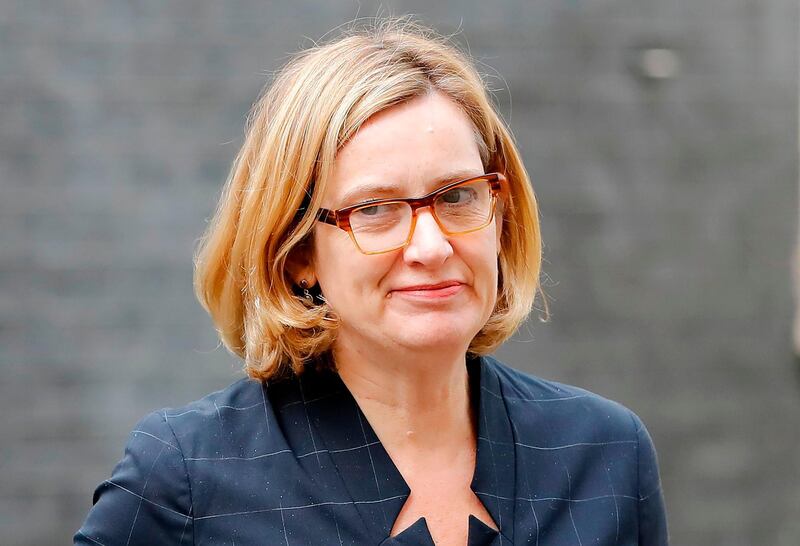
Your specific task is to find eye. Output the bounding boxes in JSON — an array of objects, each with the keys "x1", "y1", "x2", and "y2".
[
  {"x1": 358, "y1": 204, "x2": 387, "y2": 216},
  {"x1": 440, "y1": 187, "x2": 476, "y2": 204},
  {"x1": 351, "y1": 202, "x2": 406, "y2": 221}
]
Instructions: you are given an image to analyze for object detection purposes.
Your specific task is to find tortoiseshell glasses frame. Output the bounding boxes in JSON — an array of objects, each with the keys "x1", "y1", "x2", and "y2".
[{"x1": 315, "y1": 172, "x2": 507, "y2": 255}]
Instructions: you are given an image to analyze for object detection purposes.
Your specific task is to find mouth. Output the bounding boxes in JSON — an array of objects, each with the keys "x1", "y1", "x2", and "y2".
[{"x1": 391, "y1": 281, "x2": 464, "y2": 299}]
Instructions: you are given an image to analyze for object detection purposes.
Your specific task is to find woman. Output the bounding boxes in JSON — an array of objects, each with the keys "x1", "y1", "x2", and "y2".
[{"x1": 75, "y1": 20, "x2": 668, "y2": 546}]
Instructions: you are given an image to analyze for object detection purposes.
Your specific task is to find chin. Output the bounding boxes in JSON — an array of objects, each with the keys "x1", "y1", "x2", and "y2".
[{"x1": 387, "y1": 314, "x2": 483, "y2": 351}]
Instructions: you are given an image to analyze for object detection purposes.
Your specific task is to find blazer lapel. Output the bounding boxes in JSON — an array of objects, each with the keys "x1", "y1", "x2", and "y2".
[
  {"x1": 469, "y1": 356, "x2": 517, "y2": 544},
  {"x1": 299, "y1": 366, "x2": 411, "y2": 543}
]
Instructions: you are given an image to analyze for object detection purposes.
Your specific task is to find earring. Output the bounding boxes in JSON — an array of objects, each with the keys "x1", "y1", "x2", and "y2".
[{"x1": 299, "y1": 279, "x2": 313, "y2": 303}]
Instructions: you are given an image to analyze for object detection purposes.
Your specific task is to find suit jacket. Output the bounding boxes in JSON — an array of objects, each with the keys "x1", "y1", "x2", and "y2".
[{"x1": 75, "y1": 355, "x2": 669, "y2": 545}]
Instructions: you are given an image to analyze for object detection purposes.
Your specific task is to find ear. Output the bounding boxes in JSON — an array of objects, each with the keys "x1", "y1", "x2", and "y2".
[{"x1": 286, "y1": 244, "x2": 316, "y2": 287}]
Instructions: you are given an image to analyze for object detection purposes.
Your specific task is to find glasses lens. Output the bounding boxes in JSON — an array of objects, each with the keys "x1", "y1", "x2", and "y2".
[
  {"x1": 349, "y1": 201, "x2": 412, "y2": 253},
  {"x1": 434, "y1": 178, "x2": 494, "y2": 233}
]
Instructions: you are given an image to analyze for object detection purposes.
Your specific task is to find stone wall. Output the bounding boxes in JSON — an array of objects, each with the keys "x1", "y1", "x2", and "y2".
[{"x1": 1, "y1": 1, "x2": 797, "y2": 544}]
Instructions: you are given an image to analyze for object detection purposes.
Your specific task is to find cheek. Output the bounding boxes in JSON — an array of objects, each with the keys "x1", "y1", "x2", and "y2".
[
  {"x1": 484, "y1": 221, "x2": 502, "y2": 270},
  {"x1": 494, "y1": 215, "x2": 503, "y2": 253},
  {"x1": 312, "y1": 230, "x2": 392, "y2": 306},
  {"x1": 483, "y1": 232, "x2": 502, "y2": 300},
  {"x1": 457, "y1": 233, "x2": 500, "y2": 291},
  {"x1": 312, "y1": 231, "x2": 351, "y2": 298}
]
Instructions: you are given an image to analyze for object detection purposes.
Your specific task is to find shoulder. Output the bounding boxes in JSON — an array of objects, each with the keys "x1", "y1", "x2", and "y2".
[
  {"x1": 480, "y1": 357, "x2": 669, "y2": 543},
  {"x1": 153, "y1": 376, "x2": 270, "y2": 447},
  {"x1": 162, "y1": 376, "x2": 265, "y2": 418},
  {"x1": 75, "y1": 378, "x2": 270, "y2": 545},
  {"x1": 481, "y1": 355, "x2": 641, "y2": 441}
]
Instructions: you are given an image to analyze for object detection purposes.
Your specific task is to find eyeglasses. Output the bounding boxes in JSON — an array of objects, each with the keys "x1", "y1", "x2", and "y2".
[{"x1": 316, "y1": 173, "x2": 506, "y2": 255}]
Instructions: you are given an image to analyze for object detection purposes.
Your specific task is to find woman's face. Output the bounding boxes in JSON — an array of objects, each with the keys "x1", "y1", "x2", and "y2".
[{"x1": 311, "y1": 91, "x2": 502, "y2": 356}]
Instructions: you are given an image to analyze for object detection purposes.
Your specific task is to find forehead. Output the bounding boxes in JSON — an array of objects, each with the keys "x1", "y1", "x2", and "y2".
[{"x1": 324, "y1": 92, "x2": 484, "y2": 205}]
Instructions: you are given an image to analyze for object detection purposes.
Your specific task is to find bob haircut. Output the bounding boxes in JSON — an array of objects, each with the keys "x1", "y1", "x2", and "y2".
[{"x1": 193, "y1": 18, "x2": 545, "y2": 381}]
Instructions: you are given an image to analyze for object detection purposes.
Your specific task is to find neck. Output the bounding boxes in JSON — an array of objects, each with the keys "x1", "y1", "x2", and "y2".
[{"x1": 332, "y1": 339, "x2": 476, "y2": 455}]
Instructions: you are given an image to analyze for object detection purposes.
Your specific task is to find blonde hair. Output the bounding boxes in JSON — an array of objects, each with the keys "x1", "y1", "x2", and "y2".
[{"x1": 193, "y1": 18, "x2": 546, "y2": 381}]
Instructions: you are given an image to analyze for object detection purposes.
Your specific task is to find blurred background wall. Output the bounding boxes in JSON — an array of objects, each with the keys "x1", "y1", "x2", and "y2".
[{"x1": 1, "y1": 1, "x2": 798, "y2": 544}]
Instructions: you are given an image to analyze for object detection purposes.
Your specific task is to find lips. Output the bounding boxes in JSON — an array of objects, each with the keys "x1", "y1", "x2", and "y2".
[
  {"x1": 395, "y1": 281, "x2": 463, "y2": 291},
  {"x1": 391, "y1": 281, "x2": 464, "y2": 299}
]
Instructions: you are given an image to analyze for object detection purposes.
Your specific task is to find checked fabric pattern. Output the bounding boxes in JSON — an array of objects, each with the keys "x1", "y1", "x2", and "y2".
[{"x1": 75, "y1": 355, "x2": 668, "y2": 545}]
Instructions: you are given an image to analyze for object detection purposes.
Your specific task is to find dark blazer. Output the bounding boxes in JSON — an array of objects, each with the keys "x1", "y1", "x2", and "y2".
[{"x1": 75, "y1": 355, "x2": 668, "y2": 545}]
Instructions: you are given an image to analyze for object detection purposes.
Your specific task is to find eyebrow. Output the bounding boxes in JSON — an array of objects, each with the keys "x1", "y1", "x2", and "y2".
[{"x1": 337, "y1": 169, "x2": 485, "y2": 207}]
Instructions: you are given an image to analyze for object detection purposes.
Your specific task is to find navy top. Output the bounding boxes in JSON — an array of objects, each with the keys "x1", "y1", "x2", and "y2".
[{"x1": 75, "y1": 355, "x2": 669, "y2": 545}]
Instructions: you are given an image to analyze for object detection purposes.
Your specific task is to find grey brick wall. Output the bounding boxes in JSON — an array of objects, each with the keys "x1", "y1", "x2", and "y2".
[{"x1": 1, "y1": 1, "x2": 797, "y2": 545}]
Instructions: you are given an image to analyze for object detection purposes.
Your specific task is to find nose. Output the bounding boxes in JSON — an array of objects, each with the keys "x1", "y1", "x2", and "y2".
[{"x1": 402, "y1": 208, "x2": 453, "y2": 266}]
